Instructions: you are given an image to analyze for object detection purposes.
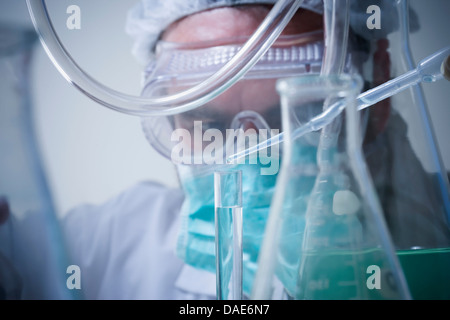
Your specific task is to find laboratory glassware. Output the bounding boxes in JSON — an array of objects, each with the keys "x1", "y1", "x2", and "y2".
[
  {"x1": 215, "y1": 170, "x2": 243, "y2": 300},
  {"x1": 26, "y1": 0, "x2": 305, "y2": 117},
  {"x1": 0, "y1": 25, "x2": 75, "y2": 300},
  {"x1": 253, "y1": 74, "x2": 411, "y2": 300}
]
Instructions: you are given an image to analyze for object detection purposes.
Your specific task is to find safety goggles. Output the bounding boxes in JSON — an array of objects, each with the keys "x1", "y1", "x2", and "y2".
[{"x1": 141, "y1": 30, "x2": 324, "y2": 164}]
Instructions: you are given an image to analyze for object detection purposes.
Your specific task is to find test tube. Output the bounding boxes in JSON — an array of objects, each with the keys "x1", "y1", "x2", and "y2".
[{"x1": 214, "y1": 170, "x2": 243, "y2": 300}]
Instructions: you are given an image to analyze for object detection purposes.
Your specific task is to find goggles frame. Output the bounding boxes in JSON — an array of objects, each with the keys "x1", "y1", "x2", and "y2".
[{"x1": 141, "y1": 30, "x2": 325, "y2": 163}]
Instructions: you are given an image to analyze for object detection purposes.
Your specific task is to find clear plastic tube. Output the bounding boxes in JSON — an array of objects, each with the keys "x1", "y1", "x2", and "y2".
[
  {"x1": 226, "y1": 46, "x2": 450, "y2": 164},
  {"x1": 26, "y1": 0, "x2": 303, "y2": 117},
  {"x1": 321, "y1": 0, "x2": 350, "y2": 75}
]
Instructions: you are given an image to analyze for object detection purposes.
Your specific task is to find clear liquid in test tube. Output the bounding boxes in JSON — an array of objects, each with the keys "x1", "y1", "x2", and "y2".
[{"x1": 214, "y1": 170, "x2": 243, "y2": 300}]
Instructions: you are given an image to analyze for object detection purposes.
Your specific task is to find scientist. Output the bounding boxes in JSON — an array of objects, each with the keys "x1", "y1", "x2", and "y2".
[{"x1": 61, "y1": 0, "x2": 446, "y2": 299}]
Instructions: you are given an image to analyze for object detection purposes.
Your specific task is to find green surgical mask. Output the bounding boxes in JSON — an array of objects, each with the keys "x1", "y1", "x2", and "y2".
[
  {"x1": 176, "y1": 161, "x2": 277, "y2": 296},
  {"x1": 175, "y1": 142, "x2": 318, "y2": 296}
]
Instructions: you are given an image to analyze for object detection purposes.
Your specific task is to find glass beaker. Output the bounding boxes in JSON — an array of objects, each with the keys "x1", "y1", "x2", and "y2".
[
  {"x1": 0, "y1": 25, "x2": 74, "y2": 299},
  {"x1": 252, "y1": 74, "x2": 411, "y2": 300}
]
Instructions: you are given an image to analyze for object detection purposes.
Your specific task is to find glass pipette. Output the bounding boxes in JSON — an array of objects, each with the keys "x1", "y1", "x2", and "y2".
[{"x1": 227, "y1": 46, "x2": 450, "y2": 164}]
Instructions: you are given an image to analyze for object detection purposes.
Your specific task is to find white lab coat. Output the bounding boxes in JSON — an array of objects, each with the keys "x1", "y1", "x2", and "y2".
[{"x1": 62, "y1": 181, "x2": 216, "y2": 300}]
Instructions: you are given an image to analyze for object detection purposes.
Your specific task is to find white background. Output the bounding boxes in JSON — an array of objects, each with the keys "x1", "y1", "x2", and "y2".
[{"x1": 1, "y1": 0, "x2": 449, "y2": 217}]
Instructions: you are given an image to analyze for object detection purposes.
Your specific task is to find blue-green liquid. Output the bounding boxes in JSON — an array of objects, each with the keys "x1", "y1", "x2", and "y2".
[
  {"x1": 291, "y1": 247, "x2": 450, "y2": 300},
  {"x1": 397, "y1": 247, "x2": 450, "y2": 300},
  {"x1": 294, "y1": 248, "x2": 405, "y2": 300}
]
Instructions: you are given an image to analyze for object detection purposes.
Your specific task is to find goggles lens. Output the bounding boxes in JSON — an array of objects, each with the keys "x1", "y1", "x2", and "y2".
[{"x1": 141, "y1": 30, "x2": 325, "y2": 163}]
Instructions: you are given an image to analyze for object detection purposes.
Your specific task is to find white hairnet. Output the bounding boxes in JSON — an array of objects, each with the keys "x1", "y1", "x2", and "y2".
[
  {"x1": 126, "y1": 0, "x2": 418, "y2": 65},
  {"x1": 125, "y1": 0, "x2": 323, "y2": 65}
]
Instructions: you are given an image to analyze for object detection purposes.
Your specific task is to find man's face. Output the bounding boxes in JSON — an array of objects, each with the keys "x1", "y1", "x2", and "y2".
[
  {"x1": 162, "y1": 5, "x2": 322, "y2": 43},
  {"x1": 160, "y1": 6, "x2": 323, "y2": 157}
]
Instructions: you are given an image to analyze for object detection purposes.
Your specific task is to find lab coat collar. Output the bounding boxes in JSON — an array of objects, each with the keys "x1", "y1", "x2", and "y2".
[{"x1": 174, "y1": 264, "x2": 216, "y2": 298}]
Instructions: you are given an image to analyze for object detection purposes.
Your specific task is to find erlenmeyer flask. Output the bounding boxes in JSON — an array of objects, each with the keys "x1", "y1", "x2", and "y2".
[
  {"x1": 253, "y1": 74, "x2": 411, "y2": 300},
  {"x1": 0, "y1": 25, "x2": 74, "y2": 299}
]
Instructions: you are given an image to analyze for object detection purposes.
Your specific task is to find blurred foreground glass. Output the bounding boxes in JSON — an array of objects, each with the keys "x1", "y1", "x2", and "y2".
[
  {"x1": 375, "y1": 0, "x2": 450, "y2": 300},
  {"x1": 0, "y1": 26, "x2": 74, "y2": 299},
  {"x1": 252, "y1": 74, "x2": 411, "y2": 300}
]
